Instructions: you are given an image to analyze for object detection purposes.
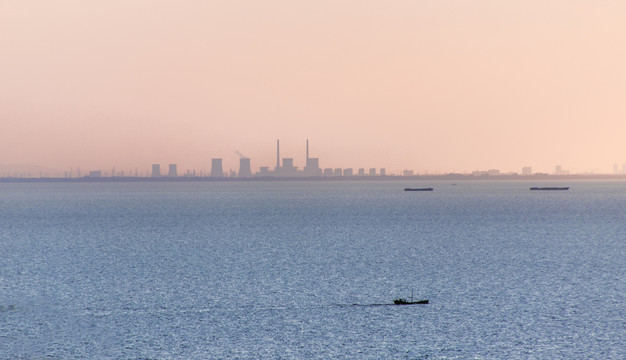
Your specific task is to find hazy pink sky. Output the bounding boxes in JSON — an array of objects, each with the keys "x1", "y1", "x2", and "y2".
[{"x1": 2, "y1": 0, "x2": 625, "y2": 175}]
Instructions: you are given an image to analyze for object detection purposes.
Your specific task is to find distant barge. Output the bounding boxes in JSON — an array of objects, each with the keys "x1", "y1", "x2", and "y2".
[
  {"x1": 404, "y1": 188, "x2": 434, "y2": 191},
  {"x1": 530, "y1": 187, "x2": 569, "y2": 191}
]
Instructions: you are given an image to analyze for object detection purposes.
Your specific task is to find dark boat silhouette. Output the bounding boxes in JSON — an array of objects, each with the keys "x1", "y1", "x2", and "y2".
[
  {"x1": 404, "y1": 188, "x2": 433, "y2": 191},
  {"x1": 530, "y1": 187, "x2": 569, "y2": 191},
  {"x1": 393, "y1": 298, "x2": 429, "y2": 305},
  {"x1": 393, "y1": 290, "x2": 428, "y2": 305}
]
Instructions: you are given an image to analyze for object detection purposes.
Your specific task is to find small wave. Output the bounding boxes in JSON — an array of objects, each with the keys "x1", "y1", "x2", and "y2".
[{"x1": 0, "y1": 304, "x2": 17, "y2": 312}]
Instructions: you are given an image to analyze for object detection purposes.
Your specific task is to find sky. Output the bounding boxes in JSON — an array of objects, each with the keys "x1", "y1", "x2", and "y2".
[{"x1": 1, "y1": 0, "x2": 625, "y2": 175}]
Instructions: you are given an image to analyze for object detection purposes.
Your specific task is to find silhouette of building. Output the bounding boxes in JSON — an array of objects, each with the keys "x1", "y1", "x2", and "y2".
[
  {"x1": 303, "y1": 139, "x2": 321, "y2": 176},
  {"x1": 343, "y1": 168, "x2": 353, "y2": 176},
  {"x1": 522, "y1": 166, "x2": 532, "y2": 175},
  {"x1": 369, "y1": 168, "x2": 376, "y2": 176},
  {"x1": 280, "y1": 158, "x2": 297, "y2": 176},
  {"x1": 554, "y1": 165, "x2": 569, "y2": 175},
  {"x1": 151, "y1": 164, "x2": 161, "y2": 177},
  {"x1": 210, "y1": 159, "x2": 224, "y2": 177},
  {"x1": 358, "y1": 168, "x2": 365, "y2": 176},
  {"x1": 238, "y1": 158, "x2": 252, "y2": 177},
  {"x1": 304, "y1": 158, "x2": 320, "y2": 176},
  {"x1": 168, "y1": 164, "x2": 177, "y2": 177},
  {"x1": 275, "y1": 139, "x2": 280, "y2": 171},
  {"x1": 323, "y1": 168, "x2": 333, "y2": 176},
  {"x1": 380, "y1": 168, "x2": 386, "y2": 176}
]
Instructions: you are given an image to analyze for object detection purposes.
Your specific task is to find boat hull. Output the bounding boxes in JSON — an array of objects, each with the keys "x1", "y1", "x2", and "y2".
[
  {"x1": 393, "y1": 299, "x2": 429, "y2": 305},
  {"x1": 530, "y1": 187, "x2": 569, "y2": 191}
]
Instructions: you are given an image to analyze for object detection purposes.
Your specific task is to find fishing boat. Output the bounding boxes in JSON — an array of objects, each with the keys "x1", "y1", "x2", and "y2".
[
  {"x1": 393, "y1": 298, "x2": 429, "y2": 305},
  {"x1": 393, "y1": 290, "x2": 428, "y2": 305},
  {"x1": 404, "y1": 188, "x2": 433, "y2": 191}
]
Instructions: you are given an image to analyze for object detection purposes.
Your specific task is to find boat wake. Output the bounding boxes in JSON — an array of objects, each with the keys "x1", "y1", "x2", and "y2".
[{"x1": 74, "y1": 301, "x2": 430, "y2": 316}]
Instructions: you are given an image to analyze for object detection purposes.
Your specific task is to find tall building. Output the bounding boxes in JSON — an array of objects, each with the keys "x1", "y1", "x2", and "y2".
[
  {"x1": 151, "y1": 164, "x2": 161, "y2": 177},
  {"x1": 168, "y1": 164, "x2": 177, "y2": 177},
  {"x1": 238, "y1": 158, "x2": 252, "y2": 177},
  {"x1": 210, "y1": 158, "x2": 224, "y2": 177},
  {"x1": 369, "y1": 168, "x2": 376, "y2": 176},
  {"x1": 522, "y1": 166, "x2": 532, "y2": 175}
]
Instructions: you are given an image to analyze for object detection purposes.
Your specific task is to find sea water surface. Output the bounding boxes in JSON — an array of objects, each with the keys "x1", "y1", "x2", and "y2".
[{"x1": 1, "y1": 180, "x2": 624, "y2": 359}]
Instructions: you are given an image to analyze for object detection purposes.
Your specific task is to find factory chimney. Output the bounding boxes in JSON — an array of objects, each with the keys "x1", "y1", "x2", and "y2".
[{"x1": 276, "y1": 139, "x2": 280, "y2": 169}]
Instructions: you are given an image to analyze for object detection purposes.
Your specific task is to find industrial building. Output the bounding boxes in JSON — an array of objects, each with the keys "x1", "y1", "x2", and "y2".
[
  {"x1": 210, "y1": 159, "x2": 224, "y2": 177},
  {"x1": 199, "y1": 138, "x2": 393, "y2": 178},
  {"x1": 168, "y1": 164, "x2": 177, "y2": 177},
  {"x1": 238, "y1": 158, "x2": 252, "y2": 177}
]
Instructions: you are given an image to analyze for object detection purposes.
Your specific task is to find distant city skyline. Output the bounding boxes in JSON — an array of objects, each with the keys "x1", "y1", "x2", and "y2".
[
  {"x1": 2, "y1": 137, "x2": 626, "y2": 179},
  {"x1": 2, "y1": 2, "x2": 625, "y2": 175}
]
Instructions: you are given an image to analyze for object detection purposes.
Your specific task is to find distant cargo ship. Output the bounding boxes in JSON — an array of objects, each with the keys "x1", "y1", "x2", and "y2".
[
  {"x1": 404, "y1": 188, "x2": 434, "y2": 191},
  {"x1": 530, "y1": 187, "x2": 569, "y2": 191}
]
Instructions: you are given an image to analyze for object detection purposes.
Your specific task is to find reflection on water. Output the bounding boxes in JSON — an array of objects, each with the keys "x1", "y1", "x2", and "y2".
[{"x1": 1, "y1": 180, "x2": 624, "y2": 358}]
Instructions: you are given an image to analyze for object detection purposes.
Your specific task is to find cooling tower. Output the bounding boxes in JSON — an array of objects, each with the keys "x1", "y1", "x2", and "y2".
[
  {"x1": 238, "y1": 158, "x2": 252, "y2": 177},
  {"x1": 151, "y1": 164, "x2": 161, "y2": 177},
  {"x1": 210, "y1": 158, "x2": 224, "y2": 177},
  {"x1": 168, "y1": 164, "x2": 177, "y2": 177}
]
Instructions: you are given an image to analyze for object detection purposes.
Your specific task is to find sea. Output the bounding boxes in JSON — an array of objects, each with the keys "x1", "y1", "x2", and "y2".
[{"x1": 1, "y1": 180, "x2": 624, "y2": 359}]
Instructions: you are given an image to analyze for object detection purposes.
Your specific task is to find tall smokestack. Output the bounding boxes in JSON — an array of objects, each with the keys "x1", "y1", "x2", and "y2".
[
  {"x1": 306, "y1": 139, "x2": 309, "y2": 162},
  {"x1": 276, "y1": 139, "x2": 280, "y2": 169}
]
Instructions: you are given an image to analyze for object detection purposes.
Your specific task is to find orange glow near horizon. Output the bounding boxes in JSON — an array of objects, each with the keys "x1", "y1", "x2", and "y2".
[{"x1": 1, "y1": 1, "x2": 626, "y2": 175}]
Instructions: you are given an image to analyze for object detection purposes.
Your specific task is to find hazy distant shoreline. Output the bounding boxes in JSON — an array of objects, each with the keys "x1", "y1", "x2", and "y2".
[{"x1": 2, "y1": 174, "x2": 626, "y2": 183}]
